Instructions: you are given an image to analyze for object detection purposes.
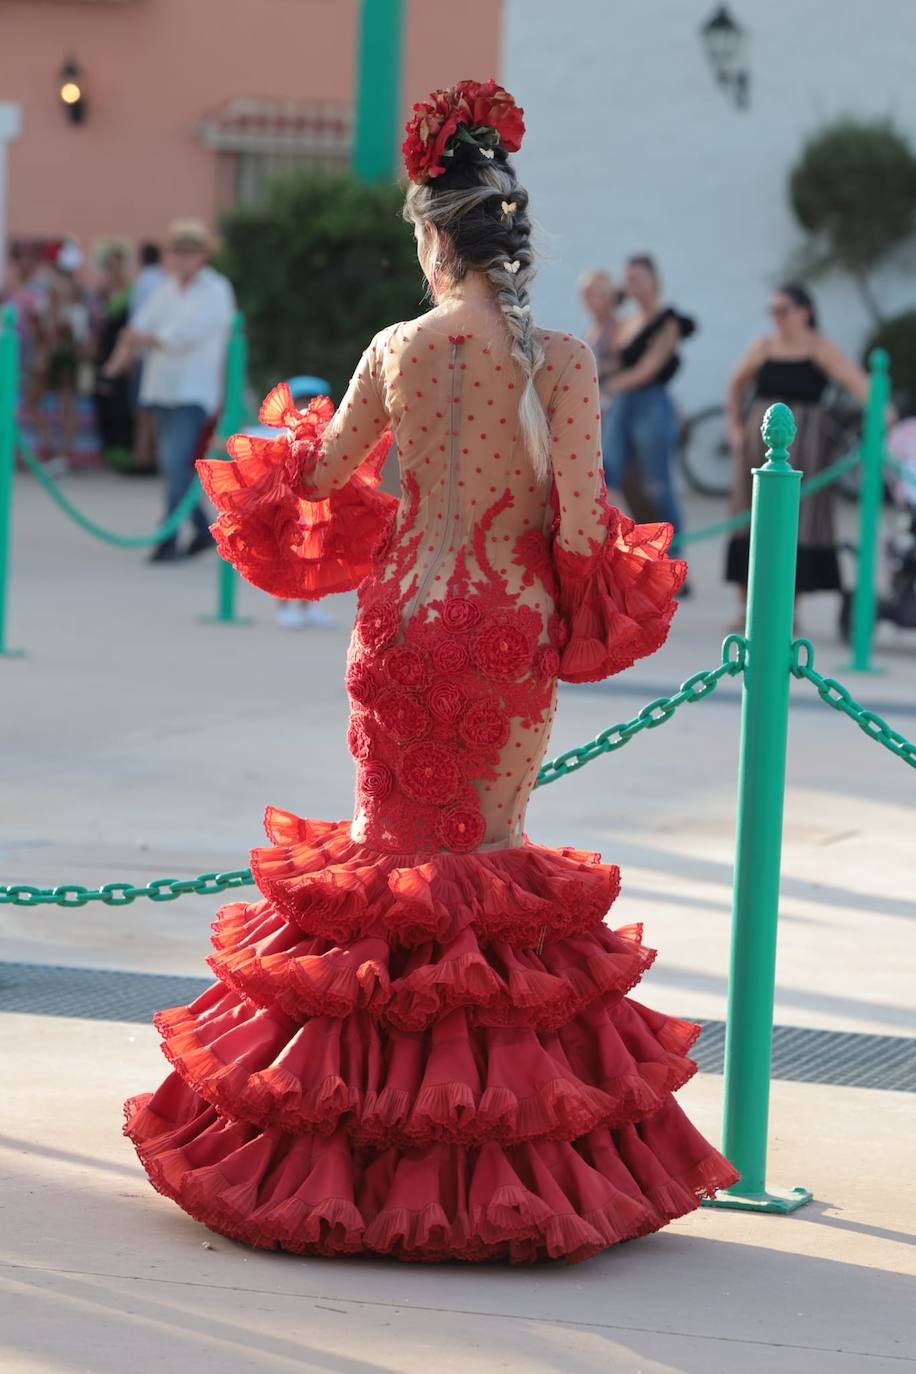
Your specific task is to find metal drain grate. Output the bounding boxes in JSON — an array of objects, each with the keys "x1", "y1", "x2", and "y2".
[
  {"x1": 0, "y1": 962, "x2": 209, "y2": 1025},
  {"x1": 2, "y1": 961, "x2": 914, "y2": 1093}
]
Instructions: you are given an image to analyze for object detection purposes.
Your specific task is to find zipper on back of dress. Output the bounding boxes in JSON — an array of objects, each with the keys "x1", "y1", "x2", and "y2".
[{"x1": 403, "y1": 336, "x2": 462, "y2": 621}]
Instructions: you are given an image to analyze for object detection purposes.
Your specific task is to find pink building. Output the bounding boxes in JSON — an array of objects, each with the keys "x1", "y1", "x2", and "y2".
[{"x1": 2, "y1": 0, "x2": 501, "y2": 262}]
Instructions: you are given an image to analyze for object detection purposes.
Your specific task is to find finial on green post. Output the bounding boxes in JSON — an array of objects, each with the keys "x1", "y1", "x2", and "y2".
[
  {"x1": 869, "y1": 347, "x2": 890, "y2": 374},
  {"x1": 761, "y1": 402, "x2": 797, "y2": 467}
]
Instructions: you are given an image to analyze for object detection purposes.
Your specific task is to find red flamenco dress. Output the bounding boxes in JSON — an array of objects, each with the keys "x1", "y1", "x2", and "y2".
[{"x1": 124, "y1": 319, "x2": 738, "y2": 1262}]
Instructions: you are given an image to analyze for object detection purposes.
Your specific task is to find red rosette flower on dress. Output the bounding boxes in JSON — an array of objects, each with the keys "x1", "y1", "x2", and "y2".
[
  {"x1": 374, "y1": 689, "x2": 430, "y2": 744},
  {"x1": 358, "y1": 760, "x2": 392, "y2": 801},
  {"x1": 357, "y1": 599, "x2": 401, "y2": 653},
  {"x1": 426, "y1": 678, "x2": 467, "y2": 726},
  {"x1": 347, "y1": 717, "x2": 373, "y2": 761},
  {"x1": 471, "y1": 613, "x2": 534, "y2": 681},
  {"x1": 440, "y1": 596, "x2": 482, "y2": 633},
  {"x1": 435, "y1": 804, "x2": 486, "y2": 854},
  {"x1": 459, "y1": 698, "x2": 511, "y2": 750},
  {"x1": 513, "y1": 529, "x2": 555, "y2": 589},
  {"x1": 398, "y1": 741, "x2": 461, "y2": 805},
  {"x1": 345, "y1": 659, "x2": 378, "y2": 707},
  {"x1": 432, "y1": 637, "x2": 470, "y2": 674},
  {"x1": 535, "y1": 645, "x2": 561, "y2": 681},
  {"x1": 383, "y1": 646, "x2": 428, "y2": 690},
  {"x1": 402, "y1": 78, "x2": 526, "y2": 185}
]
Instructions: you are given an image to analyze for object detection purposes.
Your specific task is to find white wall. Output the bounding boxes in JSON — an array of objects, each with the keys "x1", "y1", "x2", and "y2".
[{"x1": 503, "y1": 0, "x2": 916, "y2": 409}]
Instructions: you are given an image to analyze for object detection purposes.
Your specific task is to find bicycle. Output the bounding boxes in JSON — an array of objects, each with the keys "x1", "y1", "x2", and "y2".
[{"x1": 677, "y1": 389, "x2": 863, "y2": 500}]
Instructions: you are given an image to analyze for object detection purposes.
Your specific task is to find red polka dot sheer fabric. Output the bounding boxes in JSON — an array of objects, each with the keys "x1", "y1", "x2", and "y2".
[{"x1": 124, "y1": 315, "x2": 738, "y2": 1264}]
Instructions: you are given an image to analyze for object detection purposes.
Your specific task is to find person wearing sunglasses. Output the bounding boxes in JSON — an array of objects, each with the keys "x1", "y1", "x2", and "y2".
[{"x1": 724, "y1": 282, "x2": 875, "y2": 630}]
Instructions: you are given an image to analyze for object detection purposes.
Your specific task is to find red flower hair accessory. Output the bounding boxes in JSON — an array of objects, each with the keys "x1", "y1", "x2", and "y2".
[{"x1": 402, "y1": 78, "x2": 525, "y2": 185}]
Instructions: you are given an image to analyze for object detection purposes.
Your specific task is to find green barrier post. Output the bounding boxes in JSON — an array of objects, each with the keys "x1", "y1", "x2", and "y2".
[
  {"x1": 353, "y1": 0, "x2": 404, "y2": 183},
  {"x1": 844, "y1": 349, "x2": 890, "y2": 674},
  {"x1": 705, "y1": 403, "x2": 813, "y2": 1214},
  {"x1": 203, "y1": 310, "x2": 251, "y2": 627},
  {"x1": 0, "y1": 304, "x2": 23, "y2": 657}
]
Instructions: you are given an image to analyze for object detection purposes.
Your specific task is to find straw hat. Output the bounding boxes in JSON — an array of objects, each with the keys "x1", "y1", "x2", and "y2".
[{"x1": 167, "y1": 218, "x2": 214, "y2": 252}]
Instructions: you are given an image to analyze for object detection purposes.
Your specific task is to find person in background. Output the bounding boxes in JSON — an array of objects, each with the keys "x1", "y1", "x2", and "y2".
[
  {"x1": 602, "y1": 254, "x2": 694, "y2": 569},
  {"x1": 724, "y1": 282, "x2": 877, "y2": 631},
  {"x1": 128, "y1": 242, "x2": 166, "y2": 474},
  {"x1": 579, "y1": 266, "x2": 660, "y2": 527},
  {"x1": 105, "y1": 219, "x2": 235, "y2": 561},
  {"x1": 130, "y1": 242, "x2": 165, "y2": 319},
  {"x1": 578, "y1": 268, "x2": 619, "y2": 404},
  {"x1": 5, "y1": 246, "x2": 46, "y2": 438},
  {"x1": 91, "y1": 243, "x2": 134, "y2": 466},
  {"x1": 42, "y1": 242, "x2": 92, "y2": 474},
  {"x1": 275, "y1": 597, "x2": 337, "y2": 630}
]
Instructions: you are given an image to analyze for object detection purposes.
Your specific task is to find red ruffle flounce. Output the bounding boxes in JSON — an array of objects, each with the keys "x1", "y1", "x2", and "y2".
[
  {"x1": 197, "y1": 430, "x2": 396, "y2": 601},
  {"x1": 125, "y1": 807, "x2": 738, "y2": 1262},
  {"x1": 555, "y1": 510, "x2": 687, "y2": 683}
]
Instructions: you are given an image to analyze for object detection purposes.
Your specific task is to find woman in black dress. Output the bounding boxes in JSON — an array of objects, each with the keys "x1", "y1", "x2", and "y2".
[{"x1": 725, "y1": 283, "x2": 872, "y2": 627}]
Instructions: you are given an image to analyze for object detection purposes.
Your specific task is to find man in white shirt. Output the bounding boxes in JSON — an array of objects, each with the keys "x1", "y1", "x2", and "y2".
[{"x1": 107, "y1": 219, "x2": 235, "y2": 561}]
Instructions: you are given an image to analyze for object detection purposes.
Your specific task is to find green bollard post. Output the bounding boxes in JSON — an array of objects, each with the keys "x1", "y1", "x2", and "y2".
[
  {"x1": 202, "y1": 310, "x2": 252, "y2": 627},
  {"x1": 353, "y1": 0, "x2": 405, "y2": 183},
  {"x1": 704, "y1": 403, "x2": 813, "y2": 1214},
  {"x1": 844, "y1": 349, "x2": 890, "y2": 674},
  {"x1": 0, "y1": 304, "x2": 24, "y2": 657}
]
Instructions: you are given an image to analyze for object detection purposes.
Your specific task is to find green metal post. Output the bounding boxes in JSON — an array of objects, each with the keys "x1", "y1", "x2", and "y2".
[
  {"x1": 203, "y1": 310, "x2": 252, "y2": 627},
  {"x1": 0, "y1": 304, "x2": 23, "y2": 657},
  {"x1": 705, "y1": 403, "x2": 812, "y2": 1214},
  {"x1": 353, "y1": 0, "x2": 404, "y2": 182},
  {"x1": 216, "y1": 311, "x2": 248, "y2": 443},
  {"x1": 844, "y1": 349, "x2": 890, "y2": 674}
]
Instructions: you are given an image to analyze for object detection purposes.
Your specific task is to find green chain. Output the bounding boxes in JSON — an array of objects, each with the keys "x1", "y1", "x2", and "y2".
[
  {"x1": 17, "y1": 431, "x2": 223, "y2": 549},
  {"x1": 535, "y1": 635, "x2": 747, "y2": 786},
  {"x1": 790, "y1": 638, "x2": 916, "y2": 768},
  {"x1": 0, "y1": 868, "x2": 254, "y2": 909},
  {"x1": 0, "y1": 640, "x2": 749, "y2": 907},
  {"x1": 682, "y1": 450, "x2": 860, "y2": 546}
]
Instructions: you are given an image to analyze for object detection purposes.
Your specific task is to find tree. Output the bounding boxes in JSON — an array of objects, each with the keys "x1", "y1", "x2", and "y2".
[
  {"x1": 788, "y1": 118, "x2": 916, "y2": 325},
  {"x1": 218, "y1": 172, "x2": 424, "y2": 399},
  {"x1": 866, "y1": 310, "x2": 916, "y2": 409}
]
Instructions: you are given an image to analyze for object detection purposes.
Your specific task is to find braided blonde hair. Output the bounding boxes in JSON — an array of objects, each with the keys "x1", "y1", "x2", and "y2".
[{"x1": 403, "y1": 158, "x2": 550, "y2": 484}]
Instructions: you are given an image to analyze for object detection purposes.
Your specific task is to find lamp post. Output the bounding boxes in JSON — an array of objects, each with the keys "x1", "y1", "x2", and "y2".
[
  {"x1": 700, "y1": 6, "x2": 750, "y2": 109},
  {"x1": 59, "y1": 58, "x2": 87, "y2": 125}
]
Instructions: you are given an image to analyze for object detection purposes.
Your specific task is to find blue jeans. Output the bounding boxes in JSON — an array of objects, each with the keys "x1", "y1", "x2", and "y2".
[
  {"x1": 602, "y1": 385, "x2": 682, "y2": 551},
  {"x1": 149, "y1": 403, "x2": 210, "y2": 538}
]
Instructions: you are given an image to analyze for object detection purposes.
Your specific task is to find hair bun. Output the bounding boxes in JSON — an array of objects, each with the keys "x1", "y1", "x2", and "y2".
[{"x1": 402, "y1": 78, "x2": 525, "y2": 185}]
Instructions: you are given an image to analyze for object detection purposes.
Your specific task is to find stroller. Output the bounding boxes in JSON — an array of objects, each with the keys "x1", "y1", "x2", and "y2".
[{"x1": 839, "y1": 417, "x2": 916, "y2": 641}]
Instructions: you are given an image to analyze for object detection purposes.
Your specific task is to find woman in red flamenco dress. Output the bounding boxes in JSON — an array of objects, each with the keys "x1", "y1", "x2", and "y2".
[{"x1": 124, "y1": 80, "x2": 739, "y2": 1263}]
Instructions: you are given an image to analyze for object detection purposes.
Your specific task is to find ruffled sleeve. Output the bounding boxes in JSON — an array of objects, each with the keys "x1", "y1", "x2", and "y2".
[
  {"x1": 197, "y1": 383, "x2": 396, "y2": 601},
  {"x1": 544, "y1": 333, "x2": 686, "y2": 683},
  {"x1": 554, "y1": 506, "x2": 686, "y2": 683}
]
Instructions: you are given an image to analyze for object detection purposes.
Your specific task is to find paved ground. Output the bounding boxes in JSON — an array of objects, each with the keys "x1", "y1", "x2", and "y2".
[{"x1": 1, "y1": 469, "x2": 915, "y2": 1372}]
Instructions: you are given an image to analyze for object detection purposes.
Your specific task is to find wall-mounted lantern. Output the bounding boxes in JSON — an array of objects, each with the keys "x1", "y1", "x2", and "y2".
[
  {"x1": 700, "y1": 6, "x2": 749, "y2": 110},
  {"x1": 59, "y1": 58, "x2": 86, "y2": 125}
]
